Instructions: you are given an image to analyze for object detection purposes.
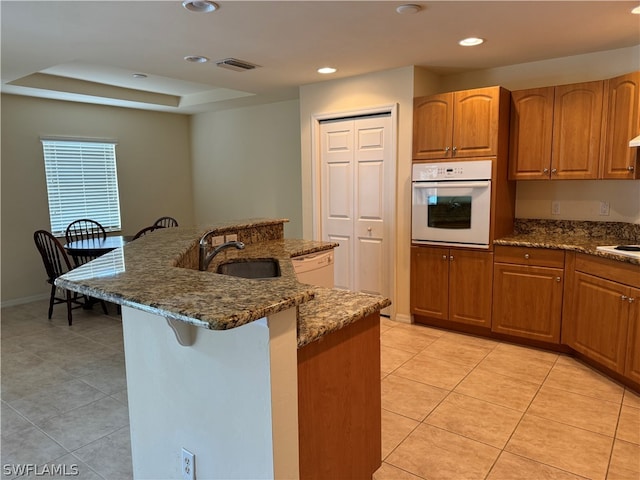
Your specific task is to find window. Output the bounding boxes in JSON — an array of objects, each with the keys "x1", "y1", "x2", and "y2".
[{"x1": 41, "y1": 138, "x2": 121, "y2": 236}]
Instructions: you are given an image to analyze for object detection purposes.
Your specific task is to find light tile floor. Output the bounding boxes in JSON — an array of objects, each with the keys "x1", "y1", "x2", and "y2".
[{"x1": 2, "y1": 301, "x2": 639, "y2": 479}]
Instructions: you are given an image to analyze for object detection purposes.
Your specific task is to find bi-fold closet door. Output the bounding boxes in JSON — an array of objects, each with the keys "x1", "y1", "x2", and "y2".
[{"x1": 319, "y1": 113, "x2": 392, "y2": 303}]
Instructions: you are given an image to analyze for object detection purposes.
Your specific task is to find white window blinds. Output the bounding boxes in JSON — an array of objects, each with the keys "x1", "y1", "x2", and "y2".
[{"x1": 41, "y1": 138, "x2": 122, "y2": 236}]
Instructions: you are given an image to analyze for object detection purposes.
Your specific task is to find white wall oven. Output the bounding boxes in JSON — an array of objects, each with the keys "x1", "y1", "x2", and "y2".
[{"x1": 412, "y1": 160, "x2": 492, "y2": 249}]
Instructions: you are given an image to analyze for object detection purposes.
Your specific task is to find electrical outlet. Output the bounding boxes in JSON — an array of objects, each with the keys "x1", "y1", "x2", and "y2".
[
  {"x1": 211, "y1": 235, "x2": 224, "y2": 246},
  {"x1": 182, "y1": 448, "x2": 195, "y2": 480},
  {"x1": 551, "y1": 201, "x2": 560, "y2": 215},
  {"x1": 225, "y1": 233, "x2": 238, "y2": 242},
  {"x1": 599, "y1": 201, "x2": 610, "y2": 216}
]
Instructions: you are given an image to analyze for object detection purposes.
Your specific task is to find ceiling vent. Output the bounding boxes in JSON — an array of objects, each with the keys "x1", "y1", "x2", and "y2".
[{"x1": 215, "y1": 58, "x2": 260, "y2": 72}]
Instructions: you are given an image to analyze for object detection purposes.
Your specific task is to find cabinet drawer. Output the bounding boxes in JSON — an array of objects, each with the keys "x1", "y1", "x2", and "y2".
[
  {"x1": 494, "y1": 245, "x2": 565, "y2": 268},
  {"x1": 575, "y1": 253, "x2": 640, "y2": 288}
]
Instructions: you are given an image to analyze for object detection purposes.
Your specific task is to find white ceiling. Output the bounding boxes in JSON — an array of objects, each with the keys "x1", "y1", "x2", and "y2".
[{"x1": 2, "y1": 1, "x2": 639, "y2": 114}]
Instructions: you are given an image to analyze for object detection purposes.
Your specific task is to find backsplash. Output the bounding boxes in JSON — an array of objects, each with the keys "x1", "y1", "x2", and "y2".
[{"x1": 514, "y1": 219, "x2": 640, "y2": 242}]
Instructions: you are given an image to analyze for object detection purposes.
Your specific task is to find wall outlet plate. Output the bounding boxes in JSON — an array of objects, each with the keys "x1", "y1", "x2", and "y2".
[
  {"x1": 182, "y1": 448, "x2": 195, "y2": 480},
  {"x1": 211, "y1": 235, "x2": 225, "y2": 246},
  {"x1": 551, "y1": 201, "x2": 560, "y2": 215},
  {"x1": 599, "y1": 201, "x2": 610, "y2": 216}
]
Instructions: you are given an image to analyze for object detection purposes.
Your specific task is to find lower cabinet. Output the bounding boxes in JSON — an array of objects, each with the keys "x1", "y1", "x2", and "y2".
[
  {"x1": 297, "y1": 313, "x2": 381, "y2": 480},
  {"x1": 562, "y1": 253, "x2": 640, "y2": 379},
  {"x1": 411, "y1": 246, "x2": 493, "y2": 328},
  {"x1": 492, "y1": 246, "x2": 565, "y2": 343}
]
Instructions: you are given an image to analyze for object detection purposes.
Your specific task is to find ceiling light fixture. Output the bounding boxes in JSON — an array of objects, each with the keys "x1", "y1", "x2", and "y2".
[
  {"x1": 459, "y1": 37, "x2": 485, "y2": 47},
  {"x1": 317, "y1": 67, "x2": 337, "y2": 74},
  {"x1": 396, "y1": 4, "x2": 421, "y2": 14},
  {"x1": 182, "y1": 0, "x2": 219, "y2": 13},
  {"x1": 632, "y1": 5, "x2": 640, "y2": 14},
  {"x1": 184, "y1": 55, "x2": 209, "y2": 63},
  {"x1": 132, "y1": 73, "x2": 148, "y2": 79}
]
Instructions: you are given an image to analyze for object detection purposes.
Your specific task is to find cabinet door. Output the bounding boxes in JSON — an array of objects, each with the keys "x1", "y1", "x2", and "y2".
[
  {"x1": 413, "y1": 94, "x2": 453, "y2": 160},
  {"x1": 624, "y1": 288, "x2": 640, "y2": 384},
  {"x1": 551, "y1": 81, "x2": 604, "y2": 179},
  {"x1": 509, "y1": 87, "x2": 555, "y2": 180},
  {"x1": 601, "y1": 71, "x2": 640, "y2": 179},
  {"x1": 564, "y1": 271, "x2": 629, "y2": 373},
  {"x1": 492, "y1": 263, "x2": 563, "y2": 343},
  {"x1": 448, "y1": 250, "x2": 493, "y2": 328},
  {"x1": 410, "y1": 246, "x2": 449, "y2": 321},
  {"x1": 452, "y1": 87, "x2": 500, "y2": 158}
]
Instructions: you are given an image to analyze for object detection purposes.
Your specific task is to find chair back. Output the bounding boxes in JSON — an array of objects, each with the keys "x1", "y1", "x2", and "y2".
[
  {"x1": 133, "y1": 225, "x2": 157, "y2": 240},
  {"x1": 65, "y1": 219, "x2": 107, "y2": 266},
  {"x1": 153, "y1": 216, "x2": 178, "y2": 228},
  {"x1": 34, "y1": 230, "x2": 73, "y2": 284}
]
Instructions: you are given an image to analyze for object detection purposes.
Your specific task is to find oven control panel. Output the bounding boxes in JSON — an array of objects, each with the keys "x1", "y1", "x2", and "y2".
[{"x1": 413, "y1": 160, "x2": 492, "y2": 181}]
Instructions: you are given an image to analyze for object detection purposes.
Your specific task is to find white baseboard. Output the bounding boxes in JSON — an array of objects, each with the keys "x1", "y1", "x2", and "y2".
[
  {"x1": 393, "y1": 313, "x2": 412, "y2": 324},
  {"x1": 1, "y1": 293, "x2": 49, "y2": 309}
]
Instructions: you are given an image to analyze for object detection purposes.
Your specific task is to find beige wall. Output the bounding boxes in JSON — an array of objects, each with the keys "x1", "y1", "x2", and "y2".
[
  {"x1": 299, "y1": 66, "x2": 440, "y2": 322},
  {"x1": 1, "y1": 94, "x2": 194, "y2": 304},
  {"x1": 190, "y1": 100, "x2": 303, "y2": 238},
  {"x1": 441, "y1": 45, "x2": 640, "y2": 224}
]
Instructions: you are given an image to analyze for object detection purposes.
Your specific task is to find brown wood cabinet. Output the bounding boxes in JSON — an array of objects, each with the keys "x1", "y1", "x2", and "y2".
[
  {"x1": 297, "y1": 313, "x2": 381, "y2": 480},
  {"x1": 563, "y1": 254, "x2": 640, "y2": 376},
  {"x1": 411, "y1": 246, "x2": 493, "y2": 328},
  {"x1": 601, "y1": 71, "x2": 640, "y2": 179},
  {"x1": 492, "y1": 246, "x2": 565, "y2": 343},
  {"x1": 625, "y1": 291, "x2": 640, "y2": 383},
  {"x1": 413, "y1": 87, "x2": 506, "y2": 160},
  {"x1": 509, "y1": 81, "x2": 604, "y2": 180}
]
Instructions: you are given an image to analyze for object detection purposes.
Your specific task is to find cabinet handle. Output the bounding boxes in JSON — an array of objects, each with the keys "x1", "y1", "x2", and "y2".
[
  {"x1": 556, "y1": 276, "x2": 561, "y2": 282},
  {"x1": 551, "y1": 168, "x2": 557, "y2": 174},
  {"x1": 629, "y1": 297, "x2": 636, "y2": 303},
  {"x1": 543, "y1": 168, "x2": 549, "y2": 174},
  {"x1": 444, "y1": 146, "x2": 450, "y2": 154},
  {"x1": 449, "y1": 255, "x2": 454, "y2": 261},
  {"x1": 442, "y1": 255, "x2": 448, "y2": 260},
  {"x1": 524, "y1": 253, "x2": 530, "y2": 259},
  {"x1": 621, "y1": 295, "x2": 628, "y2": 301},
  {"x1": 452, "y1": 146, "x2": 457, "y2": 155},
  {"x1": 627, "y1": 166, "x2": 635, "y2": 172}
]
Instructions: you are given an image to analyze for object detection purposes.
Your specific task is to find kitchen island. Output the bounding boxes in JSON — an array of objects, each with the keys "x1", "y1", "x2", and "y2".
[{"x1": 57, "y1": 218, "x2": 390, "y2": 480}]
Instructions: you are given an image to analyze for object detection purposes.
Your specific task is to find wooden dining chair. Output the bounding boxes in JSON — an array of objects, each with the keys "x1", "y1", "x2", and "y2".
[
  {"x1": 33, "y1": 230, "x2": 107, "y2": 325},
  {"x1": 133, "y1": 225, "x2": 157, "y2": 240},
  {"x1": 153, "y1": 216, "x2": 178, "y2": 228},
  {"x1": 65, "y1": 219, "x2": 107, "y2": 266}
]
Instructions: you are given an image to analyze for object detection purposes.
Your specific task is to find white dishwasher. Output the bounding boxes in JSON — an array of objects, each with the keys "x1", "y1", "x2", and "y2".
[{"x1": 291, "y1": 250, "x2": 335, "y2": 288}]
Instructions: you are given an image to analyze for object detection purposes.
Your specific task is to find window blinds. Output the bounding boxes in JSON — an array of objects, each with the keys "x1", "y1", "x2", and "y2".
[{"x1": 41, "y1": 138, "x2": 121, "y2": 236}]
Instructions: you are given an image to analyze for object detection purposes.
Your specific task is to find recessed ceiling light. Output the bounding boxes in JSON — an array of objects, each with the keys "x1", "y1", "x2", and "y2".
[
  {"x1": 184, "y1": 55, "x2": 209, "y2": 63},
  {"x1": 459, "y1": 37, "x2": 485, "y2": 47},
  {"x1": 182, "y1": 0, "x2": 218, "y2": 13},
  {"x1": 632, "y1": 5, "x2": 640, "y2": 14},
  {"x1": 317, "y1": 67, "x2": 337, "y2": 74},
  {"x1": 132, "y1": 73, "x2": 147, "y2": 79},
  {"x1": 396, "y1": 4, "x2": 421, "y2": 14}
]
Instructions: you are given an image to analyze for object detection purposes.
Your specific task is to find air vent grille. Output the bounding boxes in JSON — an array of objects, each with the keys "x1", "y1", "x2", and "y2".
[{"x1": 215, "y1": 58, "x2": 260, "y2": 72}]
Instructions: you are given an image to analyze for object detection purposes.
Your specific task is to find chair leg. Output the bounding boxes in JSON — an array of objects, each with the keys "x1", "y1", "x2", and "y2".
[
  {"x1": 48, "y1": 284, "x2": 56, "y2": 319},
  {"x1": 65, "y1": 289, "x2": 73, "y2": 326}
]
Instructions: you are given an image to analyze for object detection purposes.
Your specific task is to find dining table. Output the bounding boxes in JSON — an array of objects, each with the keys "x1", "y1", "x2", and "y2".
[{"x1": 64, "y1": 235, "x2": 131, "y2": 258}]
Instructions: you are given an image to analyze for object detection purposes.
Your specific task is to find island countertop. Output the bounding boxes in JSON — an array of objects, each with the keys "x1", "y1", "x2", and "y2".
[{"x1": 56, "y1": 219, "x2": 391, "y2": 346}]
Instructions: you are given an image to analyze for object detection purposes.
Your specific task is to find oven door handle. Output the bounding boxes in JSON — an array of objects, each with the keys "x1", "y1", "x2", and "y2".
[{"x1": 413, "y1": 181, "x2": 490, "y2": 189}]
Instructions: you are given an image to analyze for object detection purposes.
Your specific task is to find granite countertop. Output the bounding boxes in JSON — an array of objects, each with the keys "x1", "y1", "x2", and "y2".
[
  {"x1": 494, "y1": 219, "x2": 640, "y2": 266},
  {"x1": 56, "y1": 219, "x2": 391, "y2": 347}
]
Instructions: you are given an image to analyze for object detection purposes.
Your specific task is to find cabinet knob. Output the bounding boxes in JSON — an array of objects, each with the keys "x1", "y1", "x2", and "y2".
[
  {"x1": 556, "y1": 276, "x2": 561, "y2": 282},
  {"x1": 452, "y1": 146, "x2": 457, "y2": 155},
  {"x1": 524, "y1": 253, "x2": 530, "y2": 259},
  {"x1": 367, "y1": 227, "x2": 372, "y2": 232},
  {"x1": 551, "y1": 168, "x2": 557, "y2": 174},
  {"x1": 543, "y1": 168, "x2": 549, "y2": 174},
  {"x1": 449, "y1": 255, "x2": 454, "y2": 261},
  {"x1": 444, "y1": 146, "x2": 450, "y2": 153},
  {"x1": 629, "y1": 297, "x2": 636, "y2": 303},
  {"x1": 621, "y1": 295, "x2": 628, "y2": 301},
  {"x1": 627, "y1": 166, "x2": 635, "y2": 172}
]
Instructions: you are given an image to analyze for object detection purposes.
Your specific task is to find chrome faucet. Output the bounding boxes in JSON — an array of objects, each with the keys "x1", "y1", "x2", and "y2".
[{"x1": 198, "y1": 232, "x2": 245, "y2": 271}]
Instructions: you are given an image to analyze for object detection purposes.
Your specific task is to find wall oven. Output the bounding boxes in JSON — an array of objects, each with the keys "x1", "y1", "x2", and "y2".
[{"x1": 412, "y1": 160, "x2": 492, "y2": 249}]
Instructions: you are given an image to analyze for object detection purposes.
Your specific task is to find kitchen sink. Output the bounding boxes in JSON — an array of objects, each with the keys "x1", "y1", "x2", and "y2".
[
  {"x1": 596, "y1": 245, "x2": 640, "y2": 259},
  {"x1": 216, "y1": 258, "x2": 281, "y2": 279}
]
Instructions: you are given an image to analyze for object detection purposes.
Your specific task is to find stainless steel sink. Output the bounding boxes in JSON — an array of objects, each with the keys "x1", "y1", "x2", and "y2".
[{"x1": 216, "y1": 258, "x2": 281, "y2": 279}]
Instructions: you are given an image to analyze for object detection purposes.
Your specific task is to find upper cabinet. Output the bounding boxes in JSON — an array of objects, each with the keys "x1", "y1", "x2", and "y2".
[
  {"x1": 413, "y1": 86, "x2": 507, "y2": 160},
  {"x1": 509, "y1": 71, "x2": 640, "y2": 181},
  {"x1": 509, "y1": 81, "x2": 604, "y2": 180},
  {"x1": 601, "y1": 71, "x2": 640, "y2": 179}
]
